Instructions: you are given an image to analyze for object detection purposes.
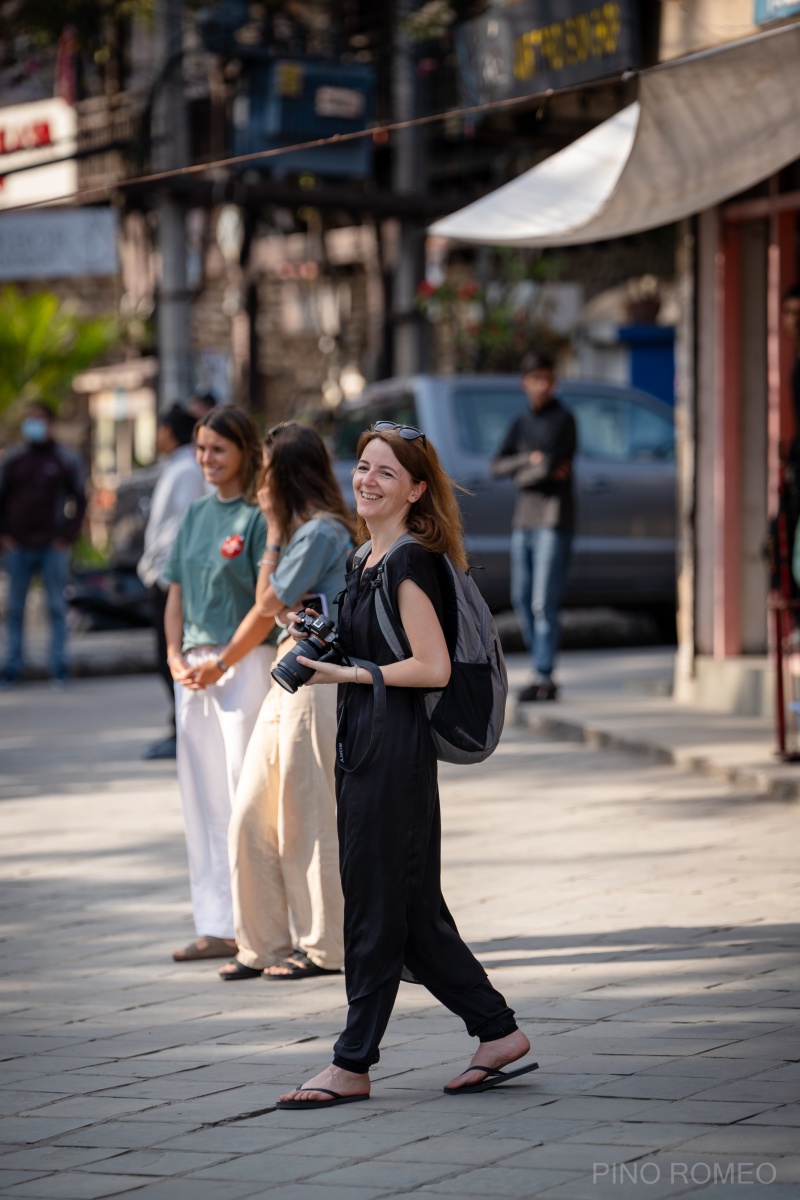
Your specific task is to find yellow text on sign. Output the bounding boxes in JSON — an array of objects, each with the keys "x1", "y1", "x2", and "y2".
[{"x1": 513, "y1": 3, "x2": 622, "y2": 81}]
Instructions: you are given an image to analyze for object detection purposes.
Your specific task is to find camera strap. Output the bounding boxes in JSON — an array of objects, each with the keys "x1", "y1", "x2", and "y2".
[{"x1": 335, "y1": 657, "x2": 386, "y2": 774}]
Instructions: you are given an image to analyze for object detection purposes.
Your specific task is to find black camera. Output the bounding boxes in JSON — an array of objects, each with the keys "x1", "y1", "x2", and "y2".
[{"x1": 270, "y1": 611, "x2": 344, "y2": 694}]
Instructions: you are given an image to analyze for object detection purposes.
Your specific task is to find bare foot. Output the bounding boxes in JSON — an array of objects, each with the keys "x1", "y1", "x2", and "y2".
[
  {"x1": 172, "y1": 936, "x2": 236, "y2": 961},
  {"x1": 444, "y1": 1028, "x2": 531, "y2": 1092},
  {"x1": 263, "y1": 955, "x2": 305, "y2": 977},
  {"x1": 278, "y1": 1064, "x2": 370, "y2": 1105}
]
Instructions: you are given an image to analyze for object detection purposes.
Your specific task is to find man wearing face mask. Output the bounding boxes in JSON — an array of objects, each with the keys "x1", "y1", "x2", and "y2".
[{"x1": 0, "y1": 402, "x2": 86, "y2": 686}]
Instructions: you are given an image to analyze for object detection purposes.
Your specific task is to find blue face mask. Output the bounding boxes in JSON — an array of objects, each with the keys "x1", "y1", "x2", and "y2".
[{"x1": 21, "y1": 417, "x2": 49, "y2": 444}]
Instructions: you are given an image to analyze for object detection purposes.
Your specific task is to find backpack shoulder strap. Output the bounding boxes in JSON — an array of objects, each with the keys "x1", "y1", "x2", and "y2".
[
  {"x1": 352, "y1": 540, "x2": 371, "y2": 568},
  {"x1": 374, "y1": 534, "x2": 418, "y2": 660}
]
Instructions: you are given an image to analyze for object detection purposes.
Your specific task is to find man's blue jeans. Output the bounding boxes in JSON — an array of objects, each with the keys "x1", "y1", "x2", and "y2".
[
  {"x1": 510, "y1": 526, "x2": 572, "y2": 679},
  {"x1": 3, "y1": 546, "x2": 69, "y2": 681}
]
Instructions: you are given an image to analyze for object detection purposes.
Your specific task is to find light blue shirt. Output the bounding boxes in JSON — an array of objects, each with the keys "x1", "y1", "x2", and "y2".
[{"x1": 271, "y1": 516, "x2": 352, "y2": 617}]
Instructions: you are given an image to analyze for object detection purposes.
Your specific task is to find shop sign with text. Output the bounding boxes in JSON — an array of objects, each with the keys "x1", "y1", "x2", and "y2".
[
  {"x1": 456, "y1": 0, "x2": 639, "y2": 107},
  {"x1": 754, "y1": 0, "x2": 800, "y2": 22},
  {"x1": 0, "y1": 98, "x2": 76, "y2": 209}
]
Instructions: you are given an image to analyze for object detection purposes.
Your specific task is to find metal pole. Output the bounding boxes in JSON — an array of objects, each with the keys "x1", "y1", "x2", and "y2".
[
  {"x1": 391, "y1": 0, "x2": 423, "y2": 377},
  {"x1": 153, "y1": 0, "x2": 192, "y2": 410}
]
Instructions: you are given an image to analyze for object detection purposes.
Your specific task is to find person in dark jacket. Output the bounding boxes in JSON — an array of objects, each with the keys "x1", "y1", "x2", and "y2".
[
  {"x1": 491, "y1": 353, "x2": 576, "y2": 702},
  {"x1": 0, "y1": 402, "x2": 86, "y2": 685}
]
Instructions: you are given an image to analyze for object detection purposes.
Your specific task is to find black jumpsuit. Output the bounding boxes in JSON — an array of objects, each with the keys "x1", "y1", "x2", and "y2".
[{"x1": 331, "y1": 540, "x2": 517, "y2": 1074}]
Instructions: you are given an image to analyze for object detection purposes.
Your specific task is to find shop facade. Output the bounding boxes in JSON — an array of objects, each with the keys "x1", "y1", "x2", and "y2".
[{"x1": 433, "y1": 6, "x2": 800, "y2": 721}]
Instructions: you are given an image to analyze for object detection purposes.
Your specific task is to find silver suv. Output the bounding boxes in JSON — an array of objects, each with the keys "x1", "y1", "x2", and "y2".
[{"x1": 331, "y1": 374, "x2": 676, "y2": 612}]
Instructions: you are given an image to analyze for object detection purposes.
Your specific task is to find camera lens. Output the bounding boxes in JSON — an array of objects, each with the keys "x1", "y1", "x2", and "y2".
[
  {"x1": 271, "y1": 640, "x2": 322, "y2": 694},
  {"x1": 270, "y1": 613, "x2": 341, "y2": 694}
]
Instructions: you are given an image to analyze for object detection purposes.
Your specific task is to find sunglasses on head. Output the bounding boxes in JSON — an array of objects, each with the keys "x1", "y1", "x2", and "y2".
[
  {"x1": 372, "y1": 420, "x2": 427, "y2": 449},
  {"x1": 264, "y1": 421, "x2": 298, "y2": 445}
]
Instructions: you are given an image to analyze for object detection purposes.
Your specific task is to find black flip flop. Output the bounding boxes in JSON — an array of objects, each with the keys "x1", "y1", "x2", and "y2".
[
  {"x1": 276, "y1": 1087, "x2": 370, "y2": 1110},
  {"x1": 262, "y1": 949, "x2": 342, "y2": 980},
  {"x1": 218, "y1": 960, "x2": 262, "y2": 982},
  {"x1": 443, "y1": 1061, "x2": 540, "y2": 1095}
]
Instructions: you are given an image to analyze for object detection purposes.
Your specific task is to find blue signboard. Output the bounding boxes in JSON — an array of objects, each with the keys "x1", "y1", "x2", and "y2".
[
  {"x1": 755, "y1": 0, "x2": 800, "y2": 21},
  {"x1": 456, "y1": 0, "x2": 639, "y2": 107},
  {"x1": 233, "y1": 60, "x2": 375, "y2": 179}
]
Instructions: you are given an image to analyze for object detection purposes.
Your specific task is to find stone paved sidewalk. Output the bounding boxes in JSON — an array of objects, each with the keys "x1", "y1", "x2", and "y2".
[{"x1": 0, "y1": 675, "x2": 799, "y2": 1199}]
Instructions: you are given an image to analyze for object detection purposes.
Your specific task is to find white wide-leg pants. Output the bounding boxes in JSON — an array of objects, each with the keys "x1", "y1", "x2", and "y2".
[{"x1": 175, "y1": 644, "x2": 274, "y2": 939}]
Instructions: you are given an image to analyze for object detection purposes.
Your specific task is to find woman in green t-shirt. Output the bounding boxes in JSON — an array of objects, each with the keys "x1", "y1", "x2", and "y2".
[{"x1": 164, "y1": 407, "x2": 275, "y2": 963}]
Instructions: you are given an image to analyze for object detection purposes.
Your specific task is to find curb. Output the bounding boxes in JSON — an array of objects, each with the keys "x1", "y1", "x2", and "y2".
[{"x1": 514, "y1": 705, "x2": 800, "y2": 802}]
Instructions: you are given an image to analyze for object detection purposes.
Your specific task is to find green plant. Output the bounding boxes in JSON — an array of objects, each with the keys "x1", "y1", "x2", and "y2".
[{"x1": 0, "y1": 287, "x2": 118, "y2": 424}]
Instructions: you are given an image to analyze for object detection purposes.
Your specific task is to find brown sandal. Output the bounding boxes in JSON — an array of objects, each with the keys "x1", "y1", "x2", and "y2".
[{"x1": 172, "y1": 937, "x2": 237, "y2": 961}]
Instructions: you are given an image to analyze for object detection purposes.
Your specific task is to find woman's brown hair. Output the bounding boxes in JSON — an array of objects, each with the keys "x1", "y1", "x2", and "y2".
[
  {"x1": 265, "y1": 423, "x2": 356, "y2": 539},
  {"x1": 197, "y1": 406, "x2": 263, "y2": 504},
  {"x1": 355, "y1": 429, "x2": 468, "y2": 571}
]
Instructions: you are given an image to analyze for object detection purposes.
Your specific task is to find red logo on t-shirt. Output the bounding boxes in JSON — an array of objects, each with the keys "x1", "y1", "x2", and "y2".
[{"x1": 220, "y1": 534, "x2": 245, "y2": 559}]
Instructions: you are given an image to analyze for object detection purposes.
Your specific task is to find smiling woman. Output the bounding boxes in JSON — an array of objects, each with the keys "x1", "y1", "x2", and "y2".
[
  {"x1": 162, "y1": 407, "x2": 275, "y2": 964},
  {"x1": 275, "y1": 425, "x2": 535, "y2": 1110}
]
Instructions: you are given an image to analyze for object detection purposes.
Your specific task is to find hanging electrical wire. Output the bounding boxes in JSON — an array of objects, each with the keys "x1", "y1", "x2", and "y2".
[{"x1": 2, "y1": 67, "x2": 637, "y2": 214}]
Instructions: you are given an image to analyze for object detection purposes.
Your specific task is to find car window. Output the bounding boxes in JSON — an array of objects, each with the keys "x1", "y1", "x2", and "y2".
[
  {"x1": 568, "y1": 394, "x2": 674, "y2": 462},
  {"x1": 568, "y1": 395, "x2": 629, "y2": 461},
  {"x1": 333, "y1": 392, "x2": 418, "y2": 457},
  {"x1": 453, "y1": 386, "x2": 528, "y2": 454},
  {"x1": 629, "y1": 403, "x2": 675, "y2": 461}
]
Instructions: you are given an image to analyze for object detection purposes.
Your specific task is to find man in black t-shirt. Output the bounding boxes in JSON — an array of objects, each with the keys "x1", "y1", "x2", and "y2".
[{"x1": 492, "y1": 353, "x2": 576, "y2": 702}]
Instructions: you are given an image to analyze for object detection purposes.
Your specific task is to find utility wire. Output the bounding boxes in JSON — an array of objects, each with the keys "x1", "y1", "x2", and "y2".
[
  {"x1": 1, "y1": 68, "x2": 635, "y2": 214},
  {"x1": 4, "y1": 16, "x2": 795, "y2": 216}
]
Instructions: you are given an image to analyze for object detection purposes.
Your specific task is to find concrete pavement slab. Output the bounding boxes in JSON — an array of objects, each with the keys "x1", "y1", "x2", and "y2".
[
  {"x1": 86, "y1": 1181, "x2": 264, "y2": 1200},
  {"x1": 581, "y1": 1077, "x2": 712, "y2": 1100},
  {"x1": 564, "y1": 1122, "x2": 710, "y2": 1147},
  {"x1": 301, "y1": 1158, "x2": 459, "y2": 1190},
  {"x1": 739, "y1": 1103, "x2": 800, "y2": 1125},
  {"x1": 0, "y1": 1172, "x2": 151, "y2": 1197},
  {"x1": 187, "y1": 1150, "x2": 350, "y2": 1182},
  {"x1": 0, "y1": 1148, "x2": 123, "y2": 1173},
  {"x1": 669, "y1": 1125, "x2": 800, "y2": 1154},
  {"x1": 243, "y1": 1187, "x2": 388, "y2": 1200},
  {"x1": 77, "y1": 1148, "x2": 235, "y2": 1176},
  {"x1": 0, "y1": 1172, "x2": 51, "y2": 1190},
  {"x1": 0, "y1": 1118, "x2": 98, "y2": 1144},
  {"x1": 49, "y1": 1121, "x2": 204, "y2": 1149}
]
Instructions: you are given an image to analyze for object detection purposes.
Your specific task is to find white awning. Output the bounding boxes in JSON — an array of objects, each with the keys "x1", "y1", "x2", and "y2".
[{"x1": 430, "y1": 22, "x2": 800, "y2": 247}]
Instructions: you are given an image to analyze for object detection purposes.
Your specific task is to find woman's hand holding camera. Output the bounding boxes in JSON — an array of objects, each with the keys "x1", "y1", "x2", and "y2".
[
  {"x1": 286, "y1": 608, "x2": 318, "y2": 640},
  {"x1": 284, "y1": 609, "x2": 368, "y2": 687}
]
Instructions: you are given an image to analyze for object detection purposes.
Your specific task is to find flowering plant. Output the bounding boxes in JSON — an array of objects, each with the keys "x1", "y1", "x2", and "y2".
[
  {"x1": 416, "y1": 262, "x2": 567, "y2": 373},
  {"x1": 400, "y1": 1, "x2": 456, "y2": 42}
]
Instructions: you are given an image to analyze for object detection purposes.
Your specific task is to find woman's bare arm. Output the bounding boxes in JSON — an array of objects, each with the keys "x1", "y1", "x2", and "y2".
[
  {"x1": 164, "y1": 584, "x2": 195, "y2": 686},
  {"x1": 294, "y1": 578, "x2": 451, "y2": 689}
]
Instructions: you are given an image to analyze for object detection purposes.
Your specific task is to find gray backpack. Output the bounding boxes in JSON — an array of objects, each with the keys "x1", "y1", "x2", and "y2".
[{"x1": 352, "y1": 534, "x2": 508, "y2": 764}]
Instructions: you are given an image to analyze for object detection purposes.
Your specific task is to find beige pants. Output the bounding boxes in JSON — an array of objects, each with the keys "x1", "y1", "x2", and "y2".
[{"x1": 229, "y1": 668, "x2": 344, "y2": 970}]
